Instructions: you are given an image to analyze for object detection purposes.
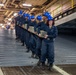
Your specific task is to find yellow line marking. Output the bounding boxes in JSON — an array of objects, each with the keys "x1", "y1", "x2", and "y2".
[
  {"x1": 0, "y1": 68, "x2": 4, "y2": 75},
  {"x1": 53, "y1": 65, "x2": 70, "y2": 75}
]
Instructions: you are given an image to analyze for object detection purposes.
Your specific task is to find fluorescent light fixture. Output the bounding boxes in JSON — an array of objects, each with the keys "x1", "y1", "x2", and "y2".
[
  {"x1": 8, "y1": 18, "x2": 12, "y2": 21},
  {"x1": 0, "y1": 24, "x2": 3, "y2": 26},
  {"x1": 13, "y1": 13, "x2": 18, "y2": 16},
  {"x1": 7, "y1": 22, "x2": 11, "y2": 25},
  {"x1": 2, "y1": 26, "x2": 4, "y2": 28},
  {"x1": 0, "y1": 3, "x2": 4, "y2": 6},
  {"x1": 22, "y1": 3, "x2": 32, "y2": 7}
]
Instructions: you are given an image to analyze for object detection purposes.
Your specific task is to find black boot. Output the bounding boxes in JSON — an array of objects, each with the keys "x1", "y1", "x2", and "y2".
[
  {"x1": 15, "y1": 37, "x2": 18, "y2": 40},
  {"x1": 34, "y1": 55, "x2": 39, "y2": 59},
  {"x1": 31, "y1": 53, "x2": 35, "y2": 58},
  {"x1": 21, "y1": 43, "x2": 24, "y2": 46},
  {"x1": 26, "y1": 49, "x2": 30, "y2": 52},
  {"x1": 41, "y1": 62, "x2": 45, "y2": 70},
  {"x1": 48, "y1": 63, "x2": 53, "y2": 71},
  {"x1": 26, "y1": 47, "x2": 30, "y2": 53},
  {"x1": 21, "y1": 41, "x2": 24, "y2": 46},
  {"x1": 37, "y1": 60, "x2": 41, "y2": 66}
]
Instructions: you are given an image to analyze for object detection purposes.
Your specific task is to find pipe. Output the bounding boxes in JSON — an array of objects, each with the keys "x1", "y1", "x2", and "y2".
[
  {"x1": 71, "y1": 0, "x2": 74, "y2": 8},
  {"x1": 7, "y1": 11, "x2": 14, "y2": 17},
  {"x1": 4, "y1": 0, "x2": 10, "y2": 8}
]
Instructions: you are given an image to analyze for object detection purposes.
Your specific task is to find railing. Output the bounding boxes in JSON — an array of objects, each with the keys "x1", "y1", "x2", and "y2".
[
  {"x1": 50, "y1": 0, "x2": 76, "y2": 18},
  {"x1": 54, "y1": 6, "x2": 76, "y2": 21}
]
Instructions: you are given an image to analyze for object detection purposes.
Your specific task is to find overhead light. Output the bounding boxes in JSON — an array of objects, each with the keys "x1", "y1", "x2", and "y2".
[
  {"x1": 13, "y1": 13, "x2": 18, "y2": 16},
  {"x1": 0, "y1": 24, "x2": 3, "y2": 26},
  {"x1": 8, "y1": 18, "x2": 12, "y2": 21},
  {"x1": 0, "y1": 3, "x2": 4, "y2": 6},
  {"x1": 22, "y1": 3, "x2": 32, "y2": 7},
  {"x1": 2, "y1": 26, "x2": 5, "y2": 28},
  {"x1": 7, "y1": 22, "x2": 11, "y2": 25}
]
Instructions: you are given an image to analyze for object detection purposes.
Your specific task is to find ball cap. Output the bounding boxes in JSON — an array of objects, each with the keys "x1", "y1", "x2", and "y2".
[
  {"x1": 18, "y1": 10, "x2": 23, "y2": 15},
  {"x1": 31, "y1": 15, "x2": 35, "y2": 19},
  {"x1": 36, "y1": 15, "x2": 42, "y2": 21},
  {"x1": 48, "y1": 15, "x2": 53, "y2": 21}
]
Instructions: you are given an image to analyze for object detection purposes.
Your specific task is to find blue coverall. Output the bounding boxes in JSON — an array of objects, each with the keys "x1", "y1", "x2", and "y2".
[
  {"x1": 14, "y1": 15, "x2": 20, "y2": 39},
  {"x1": 40, "y1": 25, "x2": 58, "y2": 64},
  {"x1": 35, "y1": 21, "x2": 46, "y2": 59},
  {"x1": 28, "y1": 20, "x2": 37, "y2": 54},
  {"x1": 25, "y1": 19, "x2": 31, "y2": 49},
  {"x1": 16, "y1": 16, "x2": 23, "y2": 40}
]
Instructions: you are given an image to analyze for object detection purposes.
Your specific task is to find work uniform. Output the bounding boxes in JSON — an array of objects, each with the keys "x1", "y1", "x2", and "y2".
[
  {"x1": 41, "y1": 25, "x2": 58, "y2": 65},
  {"x1": 16, "y1": 16, "x2": 23, "y2": 40},
  {"x1": 35, "y1": 21, "x2": 46, "y2": 59},
  {"x1": 28, "y1": 20, "x2": 37, "y2": 55},
  {"x1": 24, "y1": 19, "x2": 31, "y2": 49},
  {"x1": 20, "y1": 16, "x2": 26, "y2": 45},
  {"x1": 14, "y1": 15, "x2": 20, "y2": 39}
]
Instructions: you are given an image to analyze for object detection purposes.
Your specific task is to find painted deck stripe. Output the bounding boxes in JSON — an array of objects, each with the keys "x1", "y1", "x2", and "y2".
[
  {"x1": 53, "y1": 65, "x2": 70, "y2": 75},
  {"x1": 19, "y1": 67, "x2": 27, "y2": 75},
  {"x1": 0, "y1": 68, "x2": 4, "y2": 75}
]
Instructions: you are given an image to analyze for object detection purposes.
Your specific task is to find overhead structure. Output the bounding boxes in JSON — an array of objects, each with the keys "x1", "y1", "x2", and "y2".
[{"x1": 0, "y1": 0, "x2": 75, "y2": 23}]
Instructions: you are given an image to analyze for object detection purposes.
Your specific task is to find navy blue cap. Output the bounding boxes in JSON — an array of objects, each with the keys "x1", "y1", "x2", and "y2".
[
  {"x1": 48, "y1": 15, "x2": 53, "y2": 21},
  {"x1": 23, "y1": 13, "x2": 27, "y2": 18},
  {"x1": 18, "y1": 10, "x2": 23, "y2": 15},
  {"x1": 36, "y1": 15, "x2": 42, "y2": 21},
  {"x1": 31, "y1": 15, "x2": 35, "y2": 19}
]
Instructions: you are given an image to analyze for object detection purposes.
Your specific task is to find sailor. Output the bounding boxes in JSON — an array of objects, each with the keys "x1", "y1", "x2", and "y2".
[
  {"x1": 28, "y1": 15, "x2": 37, "y2": 57},
  {"x1": 39, "y1": 12, "x2": 58, "y2": 70},
  {"x1": 14, "y1": 10, "x2": 23, "y2": 40},
  {"x1": 24, "y1": 13, "x2": 31, "y2": 51},
  {"x1": 35, "y1": 15, "x2": 46, "y2": 63}
]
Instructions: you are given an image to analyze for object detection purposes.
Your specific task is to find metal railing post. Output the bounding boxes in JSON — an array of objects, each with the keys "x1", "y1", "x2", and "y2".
[{"x1": 71, "y1": 0, "x2": 74, "y2": 8}]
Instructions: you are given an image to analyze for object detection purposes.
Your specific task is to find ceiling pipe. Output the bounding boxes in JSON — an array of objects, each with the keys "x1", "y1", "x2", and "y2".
[
  {"x1": 5, "y1": 11, "x2": 9, "y2": 15},
  {"x1": 0, "y1": 7, "x2": 29, "y2": 11},
  {"x1": 45, "y1": 0, "x2": 57, "y2": 10},
  {"x1": 4, "y1": 0, "x2": 10, "y2": 9},
  {"x1": 7, "y1": 11, "x2": 14, "y2": 17},
  {"x1": 11, "y1": 0, "x2": 18, "y2": 7},
  {"x1": 2, "y1": 0, "x2": 6, "y2": 4}
]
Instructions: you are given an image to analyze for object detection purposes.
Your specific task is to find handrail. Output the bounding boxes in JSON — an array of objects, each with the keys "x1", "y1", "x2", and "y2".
[
  {"x1": 50, "y1": 0, "x2": 75, "y2": 17},
  {"x1": 54, "y1": 6, "x2": 76, "y2": 21}
]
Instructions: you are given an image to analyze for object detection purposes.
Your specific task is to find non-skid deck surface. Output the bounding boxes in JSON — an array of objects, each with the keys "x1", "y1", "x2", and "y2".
[
  {"x1": 1, "y1": 66, "x2": 61, "y2": 75},
  {"x1": 57, "y1": 64, "x2": 76, "y2": 75}
]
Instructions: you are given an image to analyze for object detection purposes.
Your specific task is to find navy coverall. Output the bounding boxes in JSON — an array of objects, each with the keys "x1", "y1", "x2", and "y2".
[
  {"x1": 35, "y1": 21, "x2": 47, "y2": 59},
  {"x1": 41, "y1": 25, "x2": 58, "y2": 64},
  {"x1": 28, "y1": 21, "x2": 37, "y2": 54},
  {"x1": 24, "y1": 19, "x2": 31, "y2": 48},
  {"x1": 14, "y1": 15, "x2": 20, "y2": 39}
]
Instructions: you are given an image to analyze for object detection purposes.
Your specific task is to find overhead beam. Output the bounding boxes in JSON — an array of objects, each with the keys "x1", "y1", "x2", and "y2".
[
  {"x1": 4, "y1": 0, "x2": 10, "y2": 8},
  {"x1": 7, "y1": 11, "x2": 14, "y2": 17},
  {"x1": 5, "y1": 11, "x2": 9, "y2": 15},
  {"x1": 2, "y1": 0, "x2": 7, "y2": 3},
  {"x1": 0, "y1": 7, "x2": 29, "y2": 11}
]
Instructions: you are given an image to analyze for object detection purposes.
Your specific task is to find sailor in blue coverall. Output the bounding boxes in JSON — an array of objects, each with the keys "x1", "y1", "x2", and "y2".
[
  {"x1": 27, "y1": 15, "x2": 37, "y2": 57},
  {"x1": 21, "y1": 13, "x2": 28, "y2": 46},
  {"x1": 15, "y1": 10, "x2": 23, "y2": 41},
  {"x1": 19, "y1": 12, "x2": 27, "y2": 46},
  {"x1": 23, "y1": 14, "x2": 31, "y2": 50},
  {"x1": 39, "y1": 12, "x2": 58, "y2": 70},
  {"x1": 14, "y1": 13, "x2": 19, "y2": 40},
  {"x1": 35, "y1": 15, "x2": 47, "y2": 62}
]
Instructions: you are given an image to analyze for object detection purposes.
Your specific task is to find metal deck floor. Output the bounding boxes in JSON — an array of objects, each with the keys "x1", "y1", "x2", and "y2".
[
  {"x1": 0, "y1": 29, "x2": 38, "y2": 66},
  {"x1": 0, "y1": 29, "x2": 76, "y2": 75},
  {"x1": 0, "y1": 29, "x2": 76, "y2": 66},
  {"x1": 1, "y1": 66, "x2": 61, "y2": 75}
]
